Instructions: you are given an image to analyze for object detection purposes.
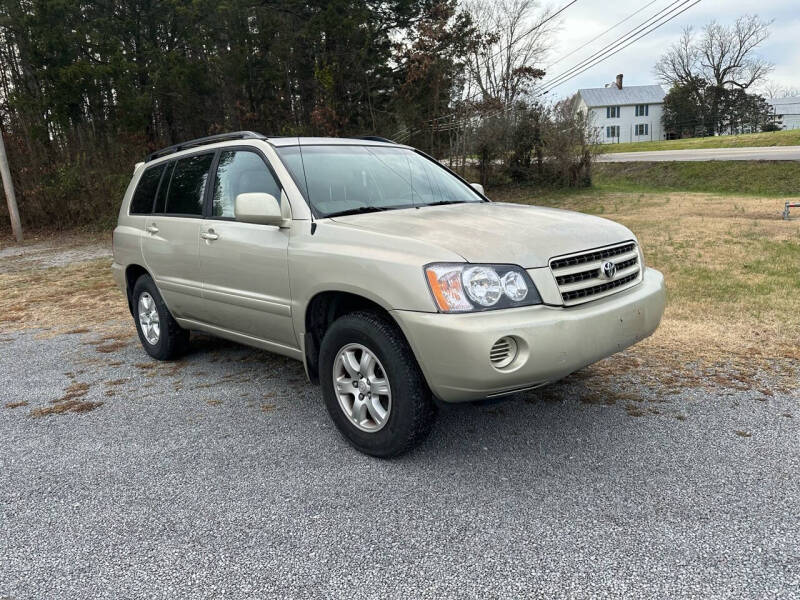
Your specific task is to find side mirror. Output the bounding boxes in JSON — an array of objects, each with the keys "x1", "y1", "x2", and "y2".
[
  {"x1": 471, "y1": 183, "x2": 485, "y2": 196},
  {"x1": 235, "y1": 192, "x2": 285, "y2": 227}
]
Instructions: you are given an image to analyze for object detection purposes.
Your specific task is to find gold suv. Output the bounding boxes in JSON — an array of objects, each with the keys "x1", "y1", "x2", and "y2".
[{"x1": 112, "y1": 132, "x2": 665, "y2": 456}]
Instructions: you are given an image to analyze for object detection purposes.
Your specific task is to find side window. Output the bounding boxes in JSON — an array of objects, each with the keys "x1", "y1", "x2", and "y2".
[
  {"x1": 211, "y1": 150, "x2": 281, "y2": 218},
  {"x1": 153, "y1": 161, "x2": 175, "y2": 213},
  {"x1": 129, "y1": 164, "x2": 165, "y2": 214},
  {"x1": 164, "y1": 153, "x2": 214, "y2": 216}
]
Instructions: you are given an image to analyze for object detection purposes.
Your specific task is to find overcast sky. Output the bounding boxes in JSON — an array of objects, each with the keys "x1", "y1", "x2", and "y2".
[{"x1": 538, "y1": 0, "x2": 799, "y2": 99}]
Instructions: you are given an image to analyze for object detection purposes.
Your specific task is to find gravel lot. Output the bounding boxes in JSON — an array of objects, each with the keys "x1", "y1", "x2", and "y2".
[
  {"x1": 1, "y1": 241, "x2": 798, "y2": 599},
  {"x1": 1, "y1": 321, "x2": 798, "y2": 599}
]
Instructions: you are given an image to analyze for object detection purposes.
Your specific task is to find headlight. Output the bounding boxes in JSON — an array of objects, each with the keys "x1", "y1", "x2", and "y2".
[{"x1": 425, "y1": 263, "x2": 542, "y2": 313}]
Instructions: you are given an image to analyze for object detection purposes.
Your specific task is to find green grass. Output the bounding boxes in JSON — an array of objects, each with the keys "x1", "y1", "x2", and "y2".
[
  {"x1": 594, "y1": 129, "x2": 800, "y2": 154},
  {"x1": 593, "y1": 161, "x2": 800, "y2": 197}
]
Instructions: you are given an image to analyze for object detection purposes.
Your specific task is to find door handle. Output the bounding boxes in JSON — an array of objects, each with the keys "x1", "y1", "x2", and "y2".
[
  {"x1": 200, "y1": 230, "x2": 219, "y2": 241},
  {"x1": 145, "y1": 224, "x2": 159, "y2": 234}
]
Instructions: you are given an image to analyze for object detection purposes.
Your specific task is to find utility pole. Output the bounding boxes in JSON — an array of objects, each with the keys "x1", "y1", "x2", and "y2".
[{"x1": 0, "y1": 131, "x2": 22, "y2": 242}]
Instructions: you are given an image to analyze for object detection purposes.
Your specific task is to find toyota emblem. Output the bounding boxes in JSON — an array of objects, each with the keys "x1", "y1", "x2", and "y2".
[{"x1": 601, "y1": 261, "x2": 617, "y2": 279}]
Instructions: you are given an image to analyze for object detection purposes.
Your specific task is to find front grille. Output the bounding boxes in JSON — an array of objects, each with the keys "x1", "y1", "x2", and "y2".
[{"x1": 550, "y1": 241, "x2": 641, "y2": 305}]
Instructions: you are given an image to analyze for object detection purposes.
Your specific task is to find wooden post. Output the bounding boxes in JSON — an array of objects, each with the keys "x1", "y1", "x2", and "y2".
[{"x1": 0, "y1": 131, "x2": 22, "y2": 242}]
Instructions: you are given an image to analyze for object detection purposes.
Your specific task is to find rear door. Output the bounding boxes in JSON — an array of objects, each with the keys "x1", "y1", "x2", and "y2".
[
  {"x1": 196, "y1": 148, "x2": 295, "y2": 348},
  {"x1": 141, "y1": 152, "x2": 214, "y2": 320}
]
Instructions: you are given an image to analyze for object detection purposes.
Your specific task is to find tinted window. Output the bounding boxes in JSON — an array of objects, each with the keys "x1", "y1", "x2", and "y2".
[
  {"x1": 153, "y1": 161, "x2": 175, "y2": 213},
  {"x1": 164, "y1": 153, "x2": 214, "y2": 216},
  {"x1": 130, "y1": 165, "x2": 165, "y2": 214},
  {"x1": 211, "y1": 150, "x2": 281, "y2": 218}
]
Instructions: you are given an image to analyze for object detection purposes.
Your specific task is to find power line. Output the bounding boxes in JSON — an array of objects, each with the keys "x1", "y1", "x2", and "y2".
[
  {"x1": 533, "y1": 0, "x2": 696, "y2": 95},
  {"x1": 546, "y1": 0, "x2": 661, "y2": 70},
  {"x1": 418, "y1": 0, "x2": 581, "y2": 128},
  {"x1": 535, "y1": 0, "x2": 703, "y2": 96}
]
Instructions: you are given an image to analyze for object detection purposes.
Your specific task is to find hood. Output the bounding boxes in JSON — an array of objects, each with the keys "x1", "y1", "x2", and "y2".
[{"x1": 329, "y1": 202, "x2": 635, "y2": 268}]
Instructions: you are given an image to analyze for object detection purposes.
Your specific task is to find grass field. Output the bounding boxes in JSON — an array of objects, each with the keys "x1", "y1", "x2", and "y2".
[
  {"x1": 492, "y1": 184, "x2": 800, "y2": 382},
  {"x1": 595, "y1": 161, "x2": 800, "y2": 197},
  {"x1": 2, "y1": 173, "x2": 798, "y2": 389},
  {"x1": 595, "y1": 128, "x2": 800, "y2": 154}
]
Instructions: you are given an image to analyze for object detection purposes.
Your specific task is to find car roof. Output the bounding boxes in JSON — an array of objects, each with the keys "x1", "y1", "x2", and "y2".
[
  {"x1": 266, "y1": 136, "x2": 407, "y2": 148},
  {"x1": 143, "y1": 132, "x2": 408, "y2": 163}
]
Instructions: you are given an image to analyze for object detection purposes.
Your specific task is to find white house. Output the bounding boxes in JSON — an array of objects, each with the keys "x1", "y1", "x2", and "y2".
[
  {"x1": 767, "y1": 96, "x2": 800, "y2": 130},
  {"x1": 576, "y1": 74, "x2": 666, "y2": 144}
]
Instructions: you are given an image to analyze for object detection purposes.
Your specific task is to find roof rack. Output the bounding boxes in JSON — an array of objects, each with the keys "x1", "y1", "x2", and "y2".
[
  {"x1": 357, "y1": 136, "x2": 396, "y2": 144},
  {"x1": 145, "y1": 131, "x2": 267, "y2": 162}
]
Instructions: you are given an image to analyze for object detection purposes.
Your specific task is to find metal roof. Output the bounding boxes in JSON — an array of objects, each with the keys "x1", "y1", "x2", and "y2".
[
  {"x1": 768, "y1": 97, "x2": 800, "y2": 114},
  {"x1": 768, "y1": 95, "x2": 800, "y2": 106},
  {"x1": 577, "y1": 84, "x2": 665, "y2": 107}
]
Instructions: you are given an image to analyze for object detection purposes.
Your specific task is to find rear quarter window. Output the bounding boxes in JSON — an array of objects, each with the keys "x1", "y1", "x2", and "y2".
[{"x1": 129, "y1": 164, "x2": 166, "y2": 214}]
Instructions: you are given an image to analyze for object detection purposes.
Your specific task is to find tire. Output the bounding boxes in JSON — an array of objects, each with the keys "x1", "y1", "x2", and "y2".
[
  {"x1": 319, "y1": 310, "x2": 435, "y2": 457},
  {"x1": 132, "y1": 274, "x2": 190, "y2": 361}
]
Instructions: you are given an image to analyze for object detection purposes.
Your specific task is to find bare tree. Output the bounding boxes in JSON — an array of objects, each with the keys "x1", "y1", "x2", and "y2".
[
  {"x1": 464, "y1": 0, "x2": 553, "y2": 107},
  {"x1": 761, "y1": 80, "x2": 800, "y2": 99},
  {"x1": 655, "y1": 15, "x2": 773, "y2": 91}
]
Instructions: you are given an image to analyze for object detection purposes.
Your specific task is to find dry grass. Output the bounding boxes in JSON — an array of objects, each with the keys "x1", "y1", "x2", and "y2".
[
  {"x1": 493, "y1": 187, "x2": 800, "y2": 379},
  {"x1": 31, "y1": 399, "x2": 104, "y2": 417},
  {"x1": 30, "y1": 381, "x2": 103, "y2": 417},
  {"x1": 0, "y1": 258, "x2": 127, "y2": 334},
  {"x1": 5, "y1": 401, "x2": 28, "y2": 409},
  {"x1": 2, "y1": 191, "x2": 797, "y2": 401}
]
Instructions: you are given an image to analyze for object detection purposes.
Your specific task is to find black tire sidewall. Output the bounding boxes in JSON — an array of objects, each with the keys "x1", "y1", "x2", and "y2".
[
  {"x1": 132, "y1": 275, "x2": 186, "y2": 360},
  {"x1": 319, "y1": 312, "x2": 432, "y2": 457}
]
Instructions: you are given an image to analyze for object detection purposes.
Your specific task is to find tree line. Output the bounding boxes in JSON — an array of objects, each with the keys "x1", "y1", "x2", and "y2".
[{"x1": 0, "y1": 0, "x2": 599, "y2": 229}]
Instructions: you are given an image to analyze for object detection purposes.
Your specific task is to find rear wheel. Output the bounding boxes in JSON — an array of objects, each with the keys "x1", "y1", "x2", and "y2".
[
  {"x1": 132, "y1": 274, "x2": 190, "y2": 360},
  {"x1": 319, "y1": 311, "x2": 435, "y2": 457}
]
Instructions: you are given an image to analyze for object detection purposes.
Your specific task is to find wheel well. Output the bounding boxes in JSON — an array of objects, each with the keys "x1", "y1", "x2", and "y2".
[
  {"x1": 304, "y1": 292, "x2": 393, "y2": 385},
  {"x1": 124, "y1": 264, "x2": 149, "y2": 314}
]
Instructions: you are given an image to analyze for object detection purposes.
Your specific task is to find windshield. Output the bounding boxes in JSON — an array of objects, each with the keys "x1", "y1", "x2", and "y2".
[{"x1": 275, "y1": 145, "x2": 484, "y2": 217}]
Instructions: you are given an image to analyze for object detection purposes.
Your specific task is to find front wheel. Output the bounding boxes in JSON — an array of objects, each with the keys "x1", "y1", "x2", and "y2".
[{"x1": 319, "y1": 311, "x2": 435, "y2": 457}]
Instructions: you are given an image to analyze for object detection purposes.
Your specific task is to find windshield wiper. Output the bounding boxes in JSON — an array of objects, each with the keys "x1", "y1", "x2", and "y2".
[
  {"x1": 325, "y1": 206, "x2": 391, "y2": 218},
  {"x1": 423, "y1": 200, "x2": 469, "y2": 207}
]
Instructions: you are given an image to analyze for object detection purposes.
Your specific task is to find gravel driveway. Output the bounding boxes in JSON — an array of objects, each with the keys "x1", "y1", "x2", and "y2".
[{"x1": 1, "y1": 242, "x2": 798, "y2": 599}]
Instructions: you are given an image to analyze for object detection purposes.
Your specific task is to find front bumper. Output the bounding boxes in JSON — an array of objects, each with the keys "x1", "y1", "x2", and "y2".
[{"x1": 391, "y1": 267, "x2": 666, "y2": 403}]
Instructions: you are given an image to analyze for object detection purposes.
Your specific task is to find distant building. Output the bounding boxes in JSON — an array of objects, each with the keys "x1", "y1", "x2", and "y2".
[
  {"x1": 767, "y1": 97, "x2": 800, "y2": 130},
  {"x1": 576, "y1": 74, "x2": 666, "y2": 144}
]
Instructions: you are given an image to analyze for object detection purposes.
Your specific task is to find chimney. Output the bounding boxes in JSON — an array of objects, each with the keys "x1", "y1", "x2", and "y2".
[{"x1": 616, "y1": 74, "x2": 624, "y2": 89}]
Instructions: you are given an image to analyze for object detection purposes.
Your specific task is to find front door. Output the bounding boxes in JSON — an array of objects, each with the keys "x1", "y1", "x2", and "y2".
[
  {"x1": 141, "y1": 152, "x2": 214, "y2": 320},
  {"x1": 196, "y1": 149, "x2": 296, "y2": 349}
]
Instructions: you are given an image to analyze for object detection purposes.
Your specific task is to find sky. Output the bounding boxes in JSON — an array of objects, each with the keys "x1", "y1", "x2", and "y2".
[{"x1": 537, "y1": 0, "x2": 800, "y2": 99}]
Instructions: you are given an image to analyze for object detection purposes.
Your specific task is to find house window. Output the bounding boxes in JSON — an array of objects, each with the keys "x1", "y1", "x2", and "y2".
[
  {"x1": 606, "y1": 106, "x2": 620, "y2": 118},
  {"x1": 635, "y1": 124, "x2": 649, "y2": 136},
  {"x1": 606, "y1": 126, "x2": 620, "y2": 139},
  {"x1": 635, "y1": 104, "x2": 649, "y2": 117}
]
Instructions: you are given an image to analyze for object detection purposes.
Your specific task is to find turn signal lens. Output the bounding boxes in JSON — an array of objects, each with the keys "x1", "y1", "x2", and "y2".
[{"x1": 426, "y1": 265, "x2": 473, "y2": 312}]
